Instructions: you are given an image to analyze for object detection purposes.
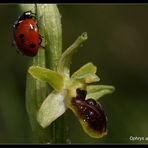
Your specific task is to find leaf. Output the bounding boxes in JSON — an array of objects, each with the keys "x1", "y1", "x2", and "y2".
[
  {"x1": 86, "y1": 85, "x2": 115, "y2": 100},
  {"x1": 37, "y1": 91, "x2": 66, "y2": 128},
  {"x1": 28, "y1": 66, "x2": 64, "y2": 91},
  {"x1": 71, "y1": 62, "x2": 97, "y2": 78}
]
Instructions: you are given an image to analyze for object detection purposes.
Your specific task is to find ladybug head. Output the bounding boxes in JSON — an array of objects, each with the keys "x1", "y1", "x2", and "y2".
[
  {"x1": 13, "y1": 11, "x2": 34, "y2": 30},
  {"x1": 18, "y1": 11, "x2": 33, "y2": 21}
]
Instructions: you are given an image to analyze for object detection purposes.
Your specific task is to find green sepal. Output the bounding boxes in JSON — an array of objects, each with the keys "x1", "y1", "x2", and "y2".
[
  {"x1": 71, "y1": 62, "x2": 97, "y2": 78},
  {"x1": 71, "y1": 73, "x2": 100, "y2": 83},
  {"x1": 28, "y1": 66, "x2": 64, "y2": 91},
  {"x1": 37, "y1": 90, "x2": 66, "y2": 128},
  {"x1": 57, "y1": 32, "x2": 88, "y2": 76},
  {"x1": 86, "y1": 85, "x2": 115, "y2": 100}
]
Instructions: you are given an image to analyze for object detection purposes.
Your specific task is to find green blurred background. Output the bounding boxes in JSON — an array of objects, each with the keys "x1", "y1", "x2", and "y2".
[{"x1": 0, "y1": 4, "x2": 148, "y2": 144}]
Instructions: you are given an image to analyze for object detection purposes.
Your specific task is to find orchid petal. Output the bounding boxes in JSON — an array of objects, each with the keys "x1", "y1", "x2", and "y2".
[{"x1": 37, "y1": 90, "x2": 66, "y2": 128}]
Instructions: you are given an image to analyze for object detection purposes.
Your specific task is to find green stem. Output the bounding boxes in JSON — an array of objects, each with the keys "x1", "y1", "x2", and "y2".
[{"x1": 20, "y1": 4, "x2": 69, "y2": 143}]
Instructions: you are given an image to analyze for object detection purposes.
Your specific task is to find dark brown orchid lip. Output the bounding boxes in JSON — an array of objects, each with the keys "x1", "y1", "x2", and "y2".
[
  {"x1": 76, "y1": 88, "x2": 87, "y2": 100},
  {"x1": 71, "y1": 88, "x2": 107, "y2": 134}
]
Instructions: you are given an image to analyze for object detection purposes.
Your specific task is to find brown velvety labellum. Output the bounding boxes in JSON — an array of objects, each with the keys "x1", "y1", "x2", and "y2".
[
  {"x1": 76, "y1": 88, "x2": 87, "y2": 100},
  {"x1": 72, "y1": 89, "x2": 107, "y2": 134}
]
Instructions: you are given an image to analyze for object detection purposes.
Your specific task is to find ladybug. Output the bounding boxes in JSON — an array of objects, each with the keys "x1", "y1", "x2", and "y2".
[{"x1": 12, "y1": 11, "x2": 42, "y2": 57}]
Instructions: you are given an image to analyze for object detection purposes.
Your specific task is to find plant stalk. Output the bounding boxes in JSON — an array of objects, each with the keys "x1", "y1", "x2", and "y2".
[{"x1": 20, "y1": 4, "x2": 69, "y2": 143}]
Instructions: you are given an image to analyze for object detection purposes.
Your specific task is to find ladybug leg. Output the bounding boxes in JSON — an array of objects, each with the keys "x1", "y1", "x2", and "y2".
[
  {"x1": 32, "y1": 13, "x2": 38, "y2": 21},
  {"x1": 12, "y1": 40, "x2": 24, "y2": 56},
  {"x1": 39, "y1": 35, "x2": 42, "y2": 45},
  {"x1": 39, "y1": 35, "x2": 45, "y2": 49},
  {"x1": 11, "y1": 40, "x2": 16, "y2": 48},
  {"x1": 12, "y1": 40, "x2": 19, "y2": 49},
  {"x1": 31, "y1": 11, "x2": 43, "y2": 24},
  {"x1": 16, "y1": 48, "x2": 24, "y2": 56},
  {"x1": 40, "y1": 45, "x2": 46, "y2": 49},
  {"x1": 31, "y1": 12, "x2": 36, "y2": 16}
]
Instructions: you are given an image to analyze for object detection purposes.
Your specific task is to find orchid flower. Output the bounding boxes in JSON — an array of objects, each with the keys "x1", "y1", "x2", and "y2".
[{"x1": 28, "y1": 32, "x2": 115, "y2": 138}]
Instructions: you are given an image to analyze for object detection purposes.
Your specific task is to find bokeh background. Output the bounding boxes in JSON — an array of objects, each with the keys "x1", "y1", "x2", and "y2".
[{"x1": 0, "y1": 4, "x2": 148, "y2": 144}]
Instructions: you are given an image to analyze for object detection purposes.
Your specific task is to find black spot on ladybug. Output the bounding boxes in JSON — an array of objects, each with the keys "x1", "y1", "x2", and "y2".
[
  {"x1": 19, "y1": 34, "x2": 25, "y2": 43},
  {"x1": 19, "y1": 34, "x2": 25, "y2": 39},
  {"x1": 30, "y1": 43, "x2": 36, "y2": 48},
  {"x1": 71, "y1": 89, "x2": 107, "y2": 134}
]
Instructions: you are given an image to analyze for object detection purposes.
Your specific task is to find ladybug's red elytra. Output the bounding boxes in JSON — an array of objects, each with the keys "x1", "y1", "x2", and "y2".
[{"x1": 13, "y1": 11, "x2": 42, "y2": 57}]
